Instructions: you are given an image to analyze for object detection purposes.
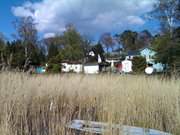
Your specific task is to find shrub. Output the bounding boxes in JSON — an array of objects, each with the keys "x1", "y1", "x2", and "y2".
[
  {"x1": 47, "y1": 63, "x2": 61, "y2": 73},
  {"x1": 47, "y1": 53, "x2": 62, "y2": 73},
  {"x1": 132, "y1": 56, "x2": 147, "y2": 74}
]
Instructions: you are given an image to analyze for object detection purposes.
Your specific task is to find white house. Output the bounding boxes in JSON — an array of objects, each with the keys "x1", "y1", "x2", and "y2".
[
  {"x1": 61, "y1": 63, "x2": 83, "y2": 73},
  {"x1": 84, "y1": 63, "x2": 99, "y2": 74},
  {"x1": 121, "y1": 60, "x2": 133, "y2": 73}
]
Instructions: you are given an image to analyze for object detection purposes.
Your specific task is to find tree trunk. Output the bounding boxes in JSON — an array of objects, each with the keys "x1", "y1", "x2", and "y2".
[
  {"x1": 23, "y1": 57, "x2": 30, "y2": 72},
  {"x1": 0, "y1": 52, "x2": 6, "y2": 71},
  {"x1": 23, "y1": 42, "x2": 30, "y2": 72},
  {"x1": 7, "y1": 53, "x2": 13, "y2": 70}
]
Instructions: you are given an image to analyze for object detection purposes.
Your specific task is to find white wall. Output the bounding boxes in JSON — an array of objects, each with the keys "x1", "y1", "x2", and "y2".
[
  {"x1": 61, "y1": 63, "x2": 83, "y2": 73},
  {"x1": 73, "y1": 64, "x2": 83, "y2": 73},
  {"x1": 122, "y1": 60, "x2": 132, "y2": 73},
  {"x1": 84, "y1": 65, "x2": 99, "y2": 74},
  {"x1": 62, "y1": 63, "x2": 100, "y2": 74}
]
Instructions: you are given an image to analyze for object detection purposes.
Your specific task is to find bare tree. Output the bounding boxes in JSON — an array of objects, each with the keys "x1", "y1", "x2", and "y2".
[
  {"x1": 100, "y1": 33, "x2": 115, "y2": 53},
  {"x1": 13, "y1": 16, "x2": 38, "y2": 71},
  {"x1": 150, "y1": 0, "x2": 180, "y2": 36}
]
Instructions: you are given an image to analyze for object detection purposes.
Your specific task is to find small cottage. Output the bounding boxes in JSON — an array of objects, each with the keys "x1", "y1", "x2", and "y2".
[{"x1": 84, "y1": 63, "x2": 99, "y2": 74}]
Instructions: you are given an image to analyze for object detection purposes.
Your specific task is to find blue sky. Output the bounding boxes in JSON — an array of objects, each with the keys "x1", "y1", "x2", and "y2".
[
  {"x1": 0, "y1": 0, "x2": 39, "y2": 40},
  {"x1": 0, "y1": 0, "x2": 18, "y2": 39},
  {"x1": 1, "y1": 0, "x2": 160, "y2": 40}
]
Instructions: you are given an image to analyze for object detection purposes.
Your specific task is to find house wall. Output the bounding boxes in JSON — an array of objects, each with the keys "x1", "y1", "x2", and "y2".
[
  {"x1": 61, "y1": 63, "x2": 83, "y2": 73},
  {"x1": 121, "y1": 60, "x2": 133, "y2": 73},
  {"x1": 140, "y1": 48, "x2": 156, "y2": 63},
  {"x1": 73, "y1": 64, "x2": 83, "y2": 73},
  {"x1": 35, "y1": 67, "x2": 46, "y2": 74},
  {"x1": 153, "y1": 63, "x2": 164, "y2": 72},
  {"x1": 62, "y1": 63, "x2": 71, "y2": 72},
  {"x1": 84, "y1": 65, "x2": 99, "y2": 74}
]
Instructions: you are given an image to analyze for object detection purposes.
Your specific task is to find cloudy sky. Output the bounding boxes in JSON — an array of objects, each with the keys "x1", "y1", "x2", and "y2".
[{"x1": 0, "y1": 0, "x2": 160, "y2": 40}]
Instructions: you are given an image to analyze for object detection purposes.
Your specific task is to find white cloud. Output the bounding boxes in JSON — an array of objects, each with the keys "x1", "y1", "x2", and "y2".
[
  {"x1": 12, "y1": 7, "x2": 33, "y2": 17},
  {"x1": 43, "y1": 33, "x2": 56, "y2": 38},
  {"x1": 12, "y1": 0, "x2": 156, "y2": 37},
  {"x1": 127, "y1": 16, "x2": 145, "y2": 25}
]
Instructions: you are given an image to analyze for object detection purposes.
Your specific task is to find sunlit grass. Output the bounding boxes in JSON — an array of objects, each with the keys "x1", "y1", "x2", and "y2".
[{"x1": 0, "y1": 72, "x2": 180, "y2": 135}]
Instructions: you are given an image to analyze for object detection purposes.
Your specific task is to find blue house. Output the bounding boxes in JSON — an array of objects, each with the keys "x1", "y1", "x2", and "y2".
[
  {"x1": 140, "y1": 47, "x2": 156, "y2": 63},
  {"x1": 140, "y1": 47, "x2": 164, "y2": 72}
]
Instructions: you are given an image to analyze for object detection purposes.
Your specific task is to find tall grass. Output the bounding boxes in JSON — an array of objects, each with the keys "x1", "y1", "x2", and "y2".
[{"x1": 0, "y1": 72, "x2": 180, "y2": 135}]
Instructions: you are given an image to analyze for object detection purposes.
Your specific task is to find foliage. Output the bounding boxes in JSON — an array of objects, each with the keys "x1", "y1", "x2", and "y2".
[
  {"x1": 47, "y1": 53, "x2": 63, "y2": 73},
  {"x1": 150, "y1": 0, "x2": 180, "y2": 75},
  {"x1": 120, "y1": 30, "x2": 138, "y2": 51},
  {"x1": 118, "y1": 30, "x2": 151, "y2": 52},
  {"x1": 0, "y1": 39, "x2": 46, "y2": 70},
  {"x1": 0, "y1": 34, "x2": 6, "y2": 61},
  {"x1": 47, "y1": 44, "x2": 59, "y2": 60},
  {"x1": 13, "y1": 16, "x2": 41, "y2": 71},
  {"x1": 152, "y1": 34, "x2": 172, "y2": 64},
  {"x1": 152, "y1": 28, "x2": 180, "y2": 74},
  {"x1": 174, "y1": 27, "x2": 180, "y2": 42},
  {"x1": 60, "y1": 26, "x2": 84, "y2": 61},
  {"x1": 14, "y1": 17, "x2": 38, "y2": 44},
  {"x1": 132, "y1": 56, "x2": 147, "y2": 74},
  {"x1": 5, "y1": 41, "x2": 25, "y2": 69},
  {"x1": 43, "y1": 25, "x2": 88, "y2": 73},
  {"x1": 47, "y1": 63, "x2": 61, "y2": 73},
  {"x1": 100, "y1": 33, "x2": 116, "y2": 53},
  {"x1": 44, "y1": 26, "x2": 85, "y2": 62},
  {"x1": 0, "y1": 34, "x2": 5, "y2": 49}
]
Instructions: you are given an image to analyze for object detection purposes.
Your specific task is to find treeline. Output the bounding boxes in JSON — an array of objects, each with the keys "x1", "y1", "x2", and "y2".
[
  {"x1": 0, "y1": 22, "x2": 90, "y2": 72},
  {"x1": 0, "y1": 20, "x2": 155, "y2": 73},
  {"x1": 0, "y1": 0, "x2": 180, "y2": 74}
]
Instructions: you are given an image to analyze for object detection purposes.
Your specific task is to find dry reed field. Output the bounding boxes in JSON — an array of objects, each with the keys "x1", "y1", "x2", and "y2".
[{"x1": 0, "y1": 72, "x2": 180, "y2": 135}]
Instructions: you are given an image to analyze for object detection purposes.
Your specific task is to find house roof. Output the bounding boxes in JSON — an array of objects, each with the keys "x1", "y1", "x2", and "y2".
[
  {"x1": 139, "y1": 46, "x2": 154, "y2": 52},
  {"x1": 84, "y1": 63, "x2": 99, "y2": 66},
  {"x1": 127, "y1": 50, "x2": 140, "y2": 56}
]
